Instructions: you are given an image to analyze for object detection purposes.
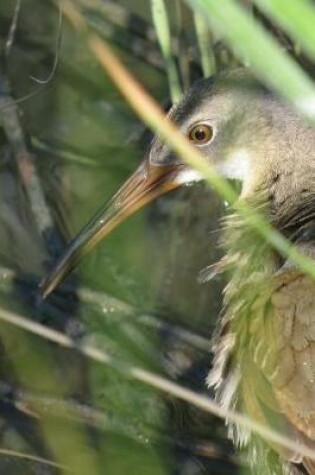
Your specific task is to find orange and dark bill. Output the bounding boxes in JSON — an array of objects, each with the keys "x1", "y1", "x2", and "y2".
[{"x1": 40, "y1": 161, "x2": 183, "y2": 299}]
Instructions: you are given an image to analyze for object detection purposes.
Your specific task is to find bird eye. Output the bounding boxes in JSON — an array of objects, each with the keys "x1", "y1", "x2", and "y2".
[{"x1": 188, "y1": 124, "x2": 213, "y2": 144}]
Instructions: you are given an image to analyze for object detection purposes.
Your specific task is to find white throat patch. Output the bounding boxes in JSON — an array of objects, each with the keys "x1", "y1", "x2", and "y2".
[
  {"x1": 174, "y1": 168, "x2": 204, "y2": 185},
  {"x1": 173, "y1": 149, "x2": 252, "y2": 188},
  {"x1": 217, "y1": 148, "x2": 252, "y2": 182}
]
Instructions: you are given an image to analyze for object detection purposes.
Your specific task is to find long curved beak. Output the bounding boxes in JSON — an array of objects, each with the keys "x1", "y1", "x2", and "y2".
[{"x1": 40, "y1": 161, "x2": 182, "y2": 299}]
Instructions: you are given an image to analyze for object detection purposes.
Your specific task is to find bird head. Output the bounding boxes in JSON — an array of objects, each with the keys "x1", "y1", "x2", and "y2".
[{"x1": 40, "y1": 70, "x2": 313, "y2": 298}]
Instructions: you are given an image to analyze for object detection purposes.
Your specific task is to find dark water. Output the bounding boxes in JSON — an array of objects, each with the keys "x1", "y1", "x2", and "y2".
[{"x1": 0, "y1": 2, "x2": 240, "y2": 474}]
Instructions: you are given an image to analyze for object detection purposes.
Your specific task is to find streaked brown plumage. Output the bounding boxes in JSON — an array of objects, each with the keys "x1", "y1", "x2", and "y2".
[{"x1": 40, "y1": 70, "x2": 315, "y2": 474}]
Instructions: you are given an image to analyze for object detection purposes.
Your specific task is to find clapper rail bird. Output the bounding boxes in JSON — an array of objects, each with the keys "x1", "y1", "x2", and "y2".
[{"x1": 40, "y1": 71, "x2": 315, "y2": 474}]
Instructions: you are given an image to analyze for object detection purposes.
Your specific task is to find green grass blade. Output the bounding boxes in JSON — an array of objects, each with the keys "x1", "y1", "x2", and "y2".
[
  {"x1": 184, "y1": 0, "x2": 315, "y2": 119},
  {"x1": 150, "y1": 0, "x2": 182, "y2": 102},
  {"x1": 253, "y1": 0, "x2": 315, "y2": 60},
  {"x1": 193, "y1": 11, "x2": 216, "y2": 77}
]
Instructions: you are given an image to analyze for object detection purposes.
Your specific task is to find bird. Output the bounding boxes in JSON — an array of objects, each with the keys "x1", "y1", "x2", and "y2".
[{"x1": 40, "y1": 70, "x2": 315, "y2": 474}]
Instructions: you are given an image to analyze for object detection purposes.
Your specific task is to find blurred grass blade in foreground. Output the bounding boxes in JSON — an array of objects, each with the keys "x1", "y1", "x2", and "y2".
[
  {"x1": 185, "y1": 0, "x2": 315, "y2": 117},
  {"x1": 253, "y1": 0, "x2": 315, "y2": 61}
]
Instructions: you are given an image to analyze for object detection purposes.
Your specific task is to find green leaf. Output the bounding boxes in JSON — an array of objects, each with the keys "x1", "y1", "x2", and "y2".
[
  {"x1": 185, "y1": 0, "x2": 315, "y2": 119},
  {"x1": 193, "y1": 12, "x2": 216, "y2": 77},
  {"x1": 150, "y1": 0, "x2": 182, "y2": 102}
]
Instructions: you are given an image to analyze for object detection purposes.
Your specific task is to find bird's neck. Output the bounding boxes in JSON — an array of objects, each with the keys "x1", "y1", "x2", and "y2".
[
  {"x1": 229, "y1": 98, "x2": 315, "y2": 204},
  {"x1": 221, "y1": 180, "x2": 315, "y2": 292},
  {"x1": 222, "y1": 192, "x2": 277, "y2": 277},
  {"x1": 272, "y1": 191, "x2": 315, "y2": 246}
]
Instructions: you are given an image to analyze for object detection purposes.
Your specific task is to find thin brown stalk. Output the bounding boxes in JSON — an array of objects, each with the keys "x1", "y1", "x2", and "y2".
[
  {"x1": 0, "y1": 448, "x2": 69, "y2": 471},
  {"x1": 0, "y1": 305, "x2": 314, "y2": 462},
  {"x1": 0, "y1": 264, "x2": 210, "y2": 351}
]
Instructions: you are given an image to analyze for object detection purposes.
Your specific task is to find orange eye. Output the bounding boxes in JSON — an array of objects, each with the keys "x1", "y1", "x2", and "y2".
[{"x1": 188, "y1": 124, "x2": 213, "y2": 144}]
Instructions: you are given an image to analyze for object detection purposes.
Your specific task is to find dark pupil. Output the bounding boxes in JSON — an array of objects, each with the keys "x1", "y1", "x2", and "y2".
[{"x1": 194, "y1": 128, "x2": 206, "y2": 141}]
